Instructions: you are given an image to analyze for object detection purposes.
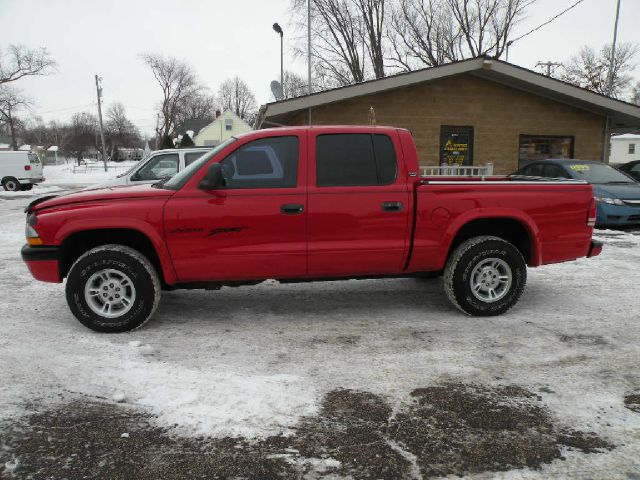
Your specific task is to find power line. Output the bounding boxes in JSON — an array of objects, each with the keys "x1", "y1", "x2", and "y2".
[{"x1": 510, "y1": 0, "x2": 587, "y2": 46}]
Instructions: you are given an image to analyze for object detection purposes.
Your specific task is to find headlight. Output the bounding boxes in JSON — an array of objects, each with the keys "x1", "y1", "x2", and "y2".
[
  {"x1": 595, "y1": 197, "x2": 624, "y2": 205},
  {"x1": 25, "y1": 213, "x2": 42, "y2": 245}
]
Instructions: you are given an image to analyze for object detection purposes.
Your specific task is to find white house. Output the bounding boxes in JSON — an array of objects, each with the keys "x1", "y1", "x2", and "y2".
[
  {"x1": 194, "y1": 110, "x2": 252, "y2": 147},
  {"x1": 610, "y1": 133, "x2": 640, "y2": 165}
]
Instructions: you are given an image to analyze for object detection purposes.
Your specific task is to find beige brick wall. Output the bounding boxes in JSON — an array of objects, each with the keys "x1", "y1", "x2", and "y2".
[{"x1": 282, "y1": 74, "x2": 605, "y2": 174}]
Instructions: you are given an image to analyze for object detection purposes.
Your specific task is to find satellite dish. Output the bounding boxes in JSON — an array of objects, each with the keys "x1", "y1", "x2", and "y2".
[{"x1": 271, "y1": 80, "x2": 284, "y2": 101}]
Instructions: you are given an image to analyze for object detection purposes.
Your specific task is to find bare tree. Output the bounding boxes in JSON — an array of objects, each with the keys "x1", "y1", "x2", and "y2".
[
  {"x1": 141, "y1": 53, "x2": 202, "y2": 146},
  {"x1": 388, "y1": 0, "x2": 533, "y2": 71},
  {"x1": 0, "y1": 44, "x2": 57, "y2": 86},
  {"x1": 175, "y1": 90, "x2": 217, "y2": 132},
  {"x1": 561, "y1": 43, "x2": 638, "y2": 99},
  {"x1": 292, "y1": 0, "x2": 388, "y2": 86},
  {"x1": 218, "y1": 77, "x2": 257, "y2": 121},
  {"x1": 0, "y1": 85, "x2": 33, "y2": 149},
  {"x1": 388, "y1": 0, "x2": 461, "y2": 71},
  {"x1": 282, "y1": 70, "x2": 308, "y2": 99},
  {"x1": 64, "y1": 112, "x2": 98, "y2": 165},
  {"x1": 631, "y1": 81, "x2": 640, "y2": 106},
  {"x1": 105, "y1": 102, "x2": 141, "y2": 160}
]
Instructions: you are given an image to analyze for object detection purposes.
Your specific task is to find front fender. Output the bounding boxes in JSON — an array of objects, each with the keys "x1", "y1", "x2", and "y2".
[{"x1": 54, "y1": 216, "x2": 178, "y2": 285}]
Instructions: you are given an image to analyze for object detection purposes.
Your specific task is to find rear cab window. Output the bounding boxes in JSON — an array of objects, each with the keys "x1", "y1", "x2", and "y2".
[
  {"x1": 315, "y1": 133, "x2": 398, "y2": 187},
  {"x1": 28, "y1": 153, "x2": 40, "y2": 164}
]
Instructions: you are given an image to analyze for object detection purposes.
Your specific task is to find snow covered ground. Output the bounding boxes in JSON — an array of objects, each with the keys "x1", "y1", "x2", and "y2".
[{"x1": 0, "y1": 182, "x2": 639, "y2": 478}]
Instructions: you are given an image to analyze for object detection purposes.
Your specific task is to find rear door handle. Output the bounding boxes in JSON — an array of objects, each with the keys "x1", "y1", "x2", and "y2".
[
  {"x1": 280, "y1": 203, "x2": 304, "y2": 215},
  {"x1": 381, "y1": 201, "x2": 403, "y2": 212}
]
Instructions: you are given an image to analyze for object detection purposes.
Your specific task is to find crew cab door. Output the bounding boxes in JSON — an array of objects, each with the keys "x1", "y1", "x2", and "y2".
[
  {"x1": 163, "y1": 133, "x2": 307, "y2": 282},
  {"x1": 307, "y1": 130, "x2": 410, "y2": 276}
]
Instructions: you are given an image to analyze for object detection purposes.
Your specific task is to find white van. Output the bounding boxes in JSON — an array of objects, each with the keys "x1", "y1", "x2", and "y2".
[
  {"x1": 90, "y1": 147, "x2": 211, "y2": 189},
  {"x1": 0, "y1": 151, "x2": 44, "y2": 191}
]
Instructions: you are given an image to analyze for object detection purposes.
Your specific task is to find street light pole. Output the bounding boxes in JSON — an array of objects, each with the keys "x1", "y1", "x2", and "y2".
[
  {"x1": 272, "y1": 23, "x2": 284, "y2": 90},
  {"x1": 606, "y1": 0, "x2": 622, "y2": 97}
]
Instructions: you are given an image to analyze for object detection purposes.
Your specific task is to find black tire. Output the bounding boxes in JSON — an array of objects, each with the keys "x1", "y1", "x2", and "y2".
[
  {"x1": 20, "y1": 183, "x2": 33, "y2": 191},
  {"x1": 444, "y1": 236, "x2": 526, "y2": 316},
  {"x1": 65, "y1": 245, "x2": 161, "y2": 332},
  {"x1": 2, "y1": 177, "x2": 20, "y2": 192}
]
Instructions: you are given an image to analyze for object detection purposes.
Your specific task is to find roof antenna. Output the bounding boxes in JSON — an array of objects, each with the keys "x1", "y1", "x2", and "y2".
[{"x1": 369, "y1": 106, "x2": 376, "y2": 125}]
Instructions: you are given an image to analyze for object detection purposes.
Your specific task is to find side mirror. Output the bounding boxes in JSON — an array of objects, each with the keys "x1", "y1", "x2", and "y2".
[{"x1": 198, "y1": 163, "x2": 226, "y2": 190}]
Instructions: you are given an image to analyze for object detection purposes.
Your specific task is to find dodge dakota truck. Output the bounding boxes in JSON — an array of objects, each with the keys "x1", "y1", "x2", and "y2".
[{"x1": 22, "y1": 126, "x2": 602, "y2": 332}]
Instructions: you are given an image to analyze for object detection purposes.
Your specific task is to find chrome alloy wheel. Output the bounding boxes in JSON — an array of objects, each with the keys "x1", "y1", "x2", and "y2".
[
  {"x1": 84, "y1": 269, "x2": 136, "y2": 318},
  {"x1": 469, "y1": 258, "x2": 512, "y2": 303}
]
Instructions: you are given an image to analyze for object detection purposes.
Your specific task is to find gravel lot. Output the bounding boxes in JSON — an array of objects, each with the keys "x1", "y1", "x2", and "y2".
[{"x1": 1, "y1": 183, "x2": 639, "y2": 479}]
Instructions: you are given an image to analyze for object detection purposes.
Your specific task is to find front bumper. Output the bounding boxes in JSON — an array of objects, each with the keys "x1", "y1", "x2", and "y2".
[
  {"x1": 595, "y1": 203, "x2": 640, "y2": 226},
  {"x1": 587, "y1": 240, "x2": 603, "y2": 258},
  {"x1": 21, "y1": 244, "x2": 61, "y2": 283}
]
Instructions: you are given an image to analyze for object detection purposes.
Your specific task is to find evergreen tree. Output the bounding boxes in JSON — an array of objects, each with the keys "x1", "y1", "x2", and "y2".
[
  {"x1": 180, "y1": 132, "x2": 195, "y2": 147},
  {"x1": 160, "y1": 134, "x2": 174, "y2": 149}
]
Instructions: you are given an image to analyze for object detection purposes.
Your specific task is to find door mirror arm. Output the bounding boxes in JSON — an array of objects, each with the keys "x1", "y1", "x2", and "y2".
[{"x1": 198, "y1": 163, "x2": 226, "y2": 190}]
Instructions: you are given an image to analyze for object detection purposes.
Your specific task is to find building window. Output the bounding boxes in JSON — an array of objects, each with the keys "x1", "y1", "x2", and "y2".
[
  {"x1": 629, "y1": 143, "x2": 636, "y2": 154},
  {"x1": 518, "y1": 135, "x2": 574, "y2": 168},
  {"x1": 225, "y1": 119, "x2": 233, "y2": 131}
]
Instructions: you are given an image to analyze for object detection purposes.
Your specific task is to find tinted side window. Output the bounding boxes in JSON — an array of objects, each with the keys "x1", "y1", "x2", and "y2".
[
  {"x1": 316, "y1": 134, "x2": 398, "y2": 187},
  {"x1": 185, "y1": 151, "x2": 205, "y2": 167},
  {"x1": 135, "y1": 153, "x2": 179, "y2": 181},
  {"x1": 544, "y1": 164, "x2": 569, "y2": 178},
  {"x1": 220, "y1": 136, "x2": 299, "y2": 189},
  {"x1": 523, "y1": 163, "x2": 544, "y2": 177}
]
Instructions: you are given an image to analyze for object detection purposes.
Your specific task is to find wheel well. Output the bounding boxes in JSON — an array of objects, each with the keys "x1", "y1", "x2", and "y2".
[
  {"x1": 448, "y1": 218, "x2": 532, "y2": 263},
  {"x1": 60, "y1": 229, "x2": 163, "y2": 282}
]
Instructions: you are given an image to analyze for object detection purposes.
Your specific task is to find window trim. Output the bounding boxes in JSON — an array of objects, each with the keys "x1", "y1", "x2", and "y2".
[
  {"x1": 629, "y1": 143, "x2": 636, "y2": 155},
  {"x1": 315, "y1": 133, "x2": 398, "y2": 188}
]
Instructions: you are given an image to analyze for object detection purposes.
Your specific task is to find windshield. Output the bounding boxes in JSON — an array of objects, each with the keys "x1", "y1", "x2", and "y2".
[
  {"x1": 566, "y1": 163, "x2": 635, "y2": 184},
  {"x1": 117, "y1": 161, "x2": 143, "y2": 178},
  {"x1": 160, "y1": 138, "x2": 237, "y2": 190}
]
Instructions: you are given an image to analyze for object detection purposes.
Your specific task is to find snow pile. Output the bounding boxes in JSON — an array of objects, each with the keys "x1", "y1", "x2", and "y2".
[{"x1": 42, "y1": 161, "x2": 137, "y2": 185}]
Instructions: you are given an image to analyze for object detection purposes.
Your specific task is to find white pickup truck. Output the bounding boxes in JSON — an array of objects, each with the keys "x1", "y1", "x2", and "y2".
[{"x1": 90, "y1": 148, "x2": 211, "y2": 189}]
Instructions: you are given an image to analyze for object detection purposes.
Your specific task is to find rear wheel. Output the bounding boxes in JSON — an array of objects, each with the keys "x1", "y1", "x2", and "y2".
[
  {"x1": 2, "y1": 177, "x2": 20, "y2": 192},
  {"x1": 20, "y1": 183, "x2": 33, "y2": 191},
  {"x1": 65, "y1": 245, "x2": 161, "y2": 332},
  {"x1": 444, "y1": 236, "x2": 526, "y2": 316}
]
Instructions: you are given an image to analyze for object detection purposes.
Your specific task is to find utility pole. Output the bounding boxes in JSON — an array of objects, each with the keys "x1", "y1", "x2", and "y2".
[
  {"x1": 154, "y1": 113, "x2": 160, "y2": 150},
  {"x1": 307, "y1": 0, "x2": 312, "y2": 125},
  {"x1": 94, "y1": 74, "x2": 107, "y2": 172},
  {"x1": 607, "y1": 0, "x2": 622, "y2": 96},
  {"x1": 536, "y1": 61, "x2": 563, "y2": 76}
]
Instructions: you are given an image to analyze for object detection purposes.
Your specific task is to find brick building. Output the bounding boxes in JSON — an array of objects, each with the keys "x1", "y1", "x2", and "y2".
[{"x1": 257, "y1": 57, "x2": 640, "y2": 174}]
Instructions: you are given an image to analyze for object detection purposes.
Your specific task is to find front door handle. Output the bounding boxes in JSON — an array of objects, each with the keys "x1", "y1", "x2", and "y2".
[
  {"x1": 381, "y1": 201, "x2": 403, "y2": 212},
  {"x1": 280, "y1": 203, "x2": 304, "y2": 215}
]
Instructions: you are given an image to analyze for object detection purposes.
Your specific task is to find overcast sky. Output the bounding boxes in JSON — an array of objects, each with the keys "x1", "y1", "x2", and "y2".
[{"x1": 2, "y1": 0, "x2": 639, "y2": 136}]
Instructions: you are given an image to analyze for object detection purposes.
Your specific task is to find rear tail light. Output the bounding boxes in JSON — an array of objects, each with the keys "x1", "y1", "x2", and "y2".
[
  {"x1": 24, "y1": 165, "x2": 31, "y2": 171},
  {"x1": 587, "y1": 198, "x2": 597, "y2": 227}
]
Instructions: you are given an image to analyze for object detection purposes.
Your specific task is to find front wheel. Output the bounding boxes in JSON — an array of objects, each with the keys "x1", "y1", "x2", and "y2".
[
  {"x1": 65, "y1": 245, "x2": 161, "y2": 332},
  {"x1": 444, "y1": 236, "x2": 526, "y2": 316}
]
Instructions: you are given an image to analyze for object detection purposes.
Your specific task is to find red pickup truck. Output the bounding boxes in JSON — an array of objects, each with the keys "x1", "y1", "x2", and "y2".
[{"x1": 22, "y1": 126, "x2": 602, "y2": 332}]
